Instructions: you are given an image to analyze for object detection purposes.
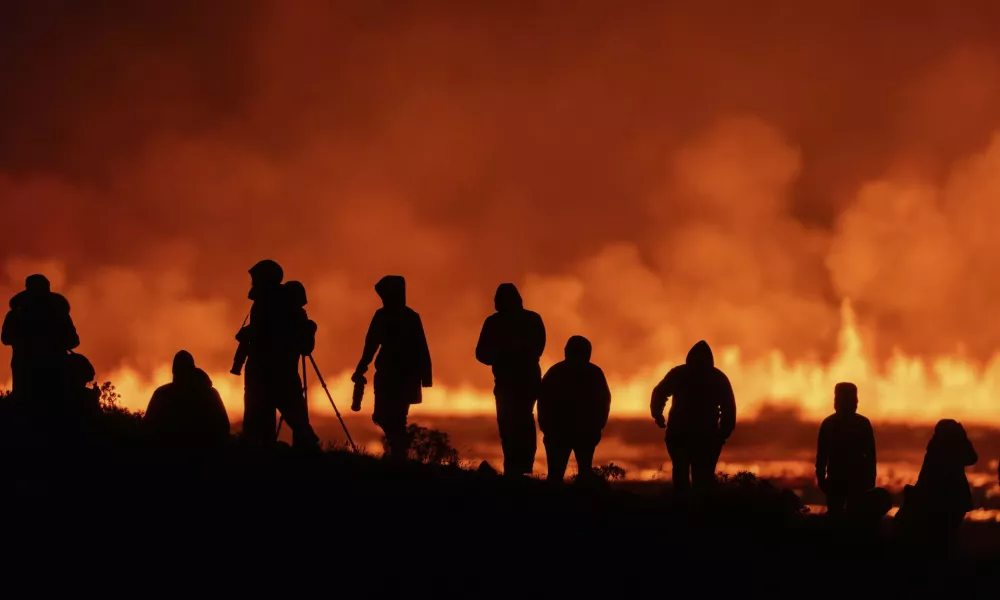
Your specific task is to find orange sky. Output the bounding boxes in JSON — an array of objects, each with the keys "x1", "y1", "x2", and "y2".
[{"x1": 3, "y1": 1, "x2": 1000, "y2": 432}]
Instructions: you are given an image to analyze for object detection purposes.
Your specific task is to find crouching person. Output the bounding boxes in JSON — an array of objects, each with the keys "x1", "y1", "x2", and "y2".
[
  {"x1": 144, "y1": 350, "x2": 231, "y2": 454},
  {"x1": 538, "y1": 336, "x2": 611, "y2": 482}
]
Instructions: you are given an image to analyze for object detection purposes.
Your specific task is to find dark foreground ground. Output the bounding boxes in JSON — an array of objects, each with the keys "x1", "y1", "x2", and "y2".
[{"x1": 0, "y1": 425, "x2": 997, "y2": 600}]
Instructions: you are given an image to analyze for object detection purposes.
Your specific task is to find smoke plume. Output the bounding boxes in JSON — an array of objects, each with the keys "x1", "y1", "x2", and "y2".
[{"x1": 4, "y1": 1, "x2": 1000, "y2": 406}]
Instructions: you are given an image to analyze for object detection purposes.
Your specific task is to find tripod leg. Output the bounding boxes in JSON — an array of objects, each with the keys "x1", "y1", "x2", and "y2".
[{"x1": 307, "y1": 354, "x2": 358, "y2": 452}]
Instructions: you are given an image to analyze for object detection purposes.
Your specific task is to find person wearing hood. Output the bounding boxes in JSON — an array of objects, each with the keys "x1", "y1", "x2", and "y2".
[
  {"x1": 650, "y1": 340, "x2": 736, "y2": 494},
  {"x1": 895, "y1": 419, "x2": 978, "y2": 552},
  {"x1": 537, "y1": 336, "x2": 611, "y2": 482},
  {"x1": 475, "y1": 283, "x2": 546, "y2": 476},
  {"x1": 144, "y1": 350, "x2": 231, "y2": 451},
  {"x1": 2, "y1": 274, "x2": 80, "y2": 405},
  {"x1": 351, "y1": 275, "x2": 432, "y2": 461},
  {"x1": 234, "y1": 260, "x2": 319, "y2": 449}
]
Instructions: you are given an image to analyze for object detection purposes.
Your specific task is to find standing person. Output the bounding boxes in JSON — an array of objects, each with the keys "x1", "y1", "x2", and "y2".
[
  {"x1": 351, "y1": 275, "x2": 432, "y2": 461},
  {"x1": 815, "y1": 382, "x2": 877, "y2": 519},
  {"x1": 476, "y1": 283, "x2": 546, "y2": 476},
  {"x1": 650, "y1": 340, "x2": 736, "y2": 495},
  {"x1": 234, "y1": 260, "x2": 319, "y2": 449},
  {"x1": 537, "y1": 336, "x2": 611, "y2": 482},
  {"x1": 2, "y1": 274, "x2": 80, "y2": 407}
]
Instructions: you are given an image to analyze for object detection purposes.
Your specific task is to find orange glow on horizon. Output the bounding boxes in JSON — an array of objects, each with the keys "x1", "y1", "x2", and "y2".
[{"x1": 10, "y1": 299, "x2": 991, "y2": 427}]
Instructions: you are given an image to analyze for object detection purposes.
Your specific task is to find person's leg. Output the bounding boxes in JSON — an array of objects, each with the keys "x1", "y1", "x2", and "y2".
[
  {"x1": 374, "y1": 375, "x2": 410, "y2": 461},
  {"x1": 277, "y1": 371, "x2": 319, "y2": 449},
  {"x1": 512, "y1": 389, "x2": 538, "y2": 475},
  {"x1": 826, "y1": 491, "x2": 848, "y2": 519},
  {"x1": 666, "y1": 435, "x2": 692, "y2": 495},
  {"x1": 543, "y1": 436, "x2": 572, "y2": 482},
  {"x1": 495, "y1": 389, "x2": 516, "y2": 474},
  {"x1": 378, "y1": 411, "x2": 409, "y2": 461},
  {"x1": 496, "y1": 387, "x2": 536, "y2": 475},
  {"x1": 242, "y1": 380, "x2": 276, "y2": 445},
  {"x1": 690, "y1": 436, "x2": 722, "y2": 493},
  {"x1": 573, "y1": 437, "x2": 598, "y2": 479}
]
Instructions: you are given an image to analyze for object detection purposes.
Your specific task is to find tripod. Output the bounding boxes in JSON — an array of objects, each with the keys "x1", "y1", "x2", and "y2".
[{"x1": 275, "y1": 354, "x2": 358, "y2": 453}]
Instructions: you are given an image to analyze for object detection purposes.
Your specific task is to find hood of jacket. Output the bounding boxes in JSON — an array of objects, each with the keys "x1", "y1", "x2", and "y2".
[
  {"x1": 685, "y1": 340, "x2": 714, "y2": 369},
  {"x1": 494, "y1": 283, "x2": 523, "y2": 312}
]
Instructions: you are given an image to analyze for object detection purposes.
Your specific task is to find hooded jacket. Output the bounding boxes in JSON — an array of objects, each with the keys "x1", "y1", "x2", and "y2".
[
  {"x1": 538, "y1": 337, "x2": 611, "y2": 438},
  {"x1": 144, "y1": 353, "x2": 231, "y2": 448},
  {"x1": 355, "y1": 276, "x2": 432, "y2": 393},
  {"x1": 911, "y1": 419, "x2": 978, "y2": 518},
  {"x1": 475, "y1": 283, "x2": 546, "y2": 384},
  {"x1": 650, "y1": 340, "x2": 736, "y2": 439}
]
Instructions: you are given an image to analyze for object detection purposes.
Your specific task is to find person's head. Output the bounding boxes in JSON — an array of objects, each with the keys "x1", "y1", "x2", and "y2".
[
  {"x1": 172, "y1": 350, "x2": 197, "y2": 382},
  {"x1": 931, "y1": 418, "x2": 967, "y2": 446},
  {"x1": 494, "y1": 283, "x2": 523, "y2": 312},
  {"x1": 24, "y1": 274, "x2": 51, "y2": 294},
  {"x1": 564, "y1": 335, "x2": 592, "y2": 363},
  {"x1": 284, "y1": 281, "x2": 308, "y2": 308},
  {"x1": 248, "y1": 260, "x2": 284, "y2": 290},
  {"x1": 834, "y1": 382, "x2": 859, "y2": 414},
  {"x1": 375, "y1": 275, "x2": 406, "y2": 308},
  {"x1": 685, "y1": 340, "x2": 714, "y2": 369}
]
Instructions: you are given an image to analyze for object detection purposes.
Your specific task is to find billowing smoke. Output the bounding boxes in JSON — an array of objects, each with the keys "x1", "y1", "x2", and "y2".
[{"x1": 4, "y1": 0, "x2": 1000, "y2": 400}]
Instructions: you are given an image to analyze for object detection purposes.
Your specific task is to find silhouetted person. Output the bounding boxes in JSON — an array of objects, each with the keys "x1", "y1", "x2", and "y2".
[
  {"x1": 538, "y1": 336, "x2": 611, "y2": 482},
  {"x1": 63, "y1": 352, "x2": 101, "y2": 422},
  {"x1": 2, "y1": 275, "x2": 80, "y2": 405},
  {"x1": 235, "y1": 260, "x2": 319, "y2": 449},
  {"x1": 351, "y1": 275, "x2": 432, "y2": 461},
  {"x1": 144, "y1": 351, "x2": 230, "y2": 452},
  {"x1": 896, "y1": 419, "x2": 978, "y2": 551},
  {"x1": 476, "y1": 283, "x2": 545, "y2": 476},
  {"x1": 650, "y1": 340, "x2": 736, "y2": 495},
  {"x1": 815, "y1": 382, "x2": 877, "y2": 519}
]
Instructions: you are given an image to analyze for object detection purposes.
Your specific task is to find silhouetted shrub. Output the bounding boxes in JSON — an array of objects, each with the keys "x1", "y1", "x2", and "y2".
[
  {"x1": 595, "y1": 463, "x2": 627, "y2": 482},
  {"x1": 711, "y1": 471, "x2": 810, "y2": 519},
  {"x1": 381, "y1": 423, "x2": 459, "y2": 465},
  {"x1": 95, "y1": 381, "x2": 143, "y2": 437}
]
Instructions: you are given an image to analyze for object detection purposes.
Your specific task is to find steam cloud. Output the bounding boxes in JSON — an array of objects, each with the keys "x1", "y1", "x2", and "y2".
[{"x1": 4, "y1": 0, "x2": 1000, "y2": 395}]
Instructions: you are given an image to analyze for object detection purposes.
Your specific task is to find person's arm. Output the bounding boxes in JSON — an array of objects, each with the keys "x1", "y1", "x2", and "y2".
[
  {"x1": 596, "y1": 367, "x2": 612, "y2": 430},
  {"x1": 962, "y1": 435, "x2": 979, "y2": 467},
  {"x1": 475, "y1": 316, "x2": 496, "y2": 366},
  {"x1": 415, "y1": 314, "x2": 432, "y2": 387},
  {"x1": 354, "y1": 311, "x2": 382, "y2": 380},
  {"x1": 864, "y1": 419, "x2": 877, "y2": 489},
  {"x1": 650, "y1": 370, "x2": 674, "y2": 428},
  {"x1": 718, "y1": 372, "x2": 737, "y2": 440},
  {"x1": 1, "y1": 310, "x2": 16, "y2": 347},
  {"x1": 143, "y1": 389, "x2": 166, "y2": 432},
  {"x1": 210, "y1": 389, "x2": 231, "y2": 438},
  {"x1": 537, "y1": 369, "x2": 553, "y2": 435},
  {"x1": 530, "y1": 312, "x2": 546, "y2": 361},
  {"x1": 815, "y1": 420, "x2": 830, "y2": 488},
  {"x1": 62, "y1": 313, "x2": 80, "y2": 351}
]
